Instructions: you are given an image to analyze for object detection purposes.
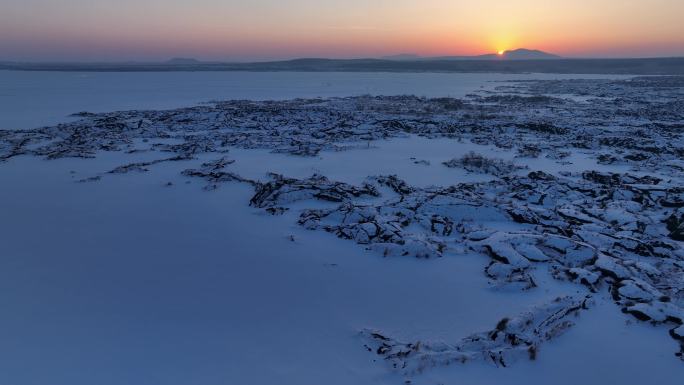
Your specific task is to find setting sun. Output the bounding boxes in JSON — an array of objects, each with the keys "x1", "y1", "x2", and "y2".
[{"x1": 498, "y1": 50, "x2": 505, "y2": 55}]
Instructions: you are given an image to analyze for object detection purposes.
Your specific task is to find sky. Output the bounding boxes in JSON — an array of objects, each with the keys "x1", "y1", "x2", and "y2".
[{"x1": 1, "y1": 0, "x2": 683, "y2": 61}]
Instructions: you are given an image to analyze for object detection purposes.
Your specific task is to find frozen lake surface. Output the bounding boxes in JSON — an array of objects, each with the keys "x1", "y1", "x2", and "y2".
[{"x1": 0, "y1": 70, "x2": 628, "y2": 130}]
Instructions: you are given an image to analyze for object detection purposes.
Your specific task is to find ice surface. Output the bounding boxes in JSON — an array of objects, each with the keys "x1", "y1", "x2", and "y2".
[{"x1": 0, "y1": 70, "x2": 629, "y2": 130}]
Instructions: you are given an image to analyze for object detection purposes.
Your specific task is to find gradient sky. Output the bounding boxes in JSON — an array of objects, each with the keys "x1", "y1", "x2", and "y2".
[{"x1": 2, "y1": 0, "x2": 683, "y2": 61}]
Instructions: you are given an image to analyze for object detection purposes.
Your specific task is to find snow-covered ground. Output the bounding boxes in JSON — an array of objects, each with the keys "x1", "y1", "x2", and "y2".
[{"x1": 1, "y1": 73, "x2": 683, "y2": 385}]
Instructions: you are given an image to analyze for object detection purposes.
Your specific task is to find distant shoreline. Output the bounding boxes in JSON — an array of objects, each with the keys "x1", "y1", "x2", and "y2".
[{"x1": 1, "y1": 57, "x2": 683, "y2": 75}]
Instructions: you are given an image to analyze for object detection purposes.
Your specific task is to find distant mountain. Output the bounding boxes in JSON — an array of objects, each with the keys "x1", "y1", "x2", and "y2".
[
  {"x1": 382, "y1": 48, "x2": 561, "y2": 61},
  {"x1": 380, "y1": 53, "x2": 421, "y2": 61},
  {"x1": 165, "y1": 57, "x2": 202, "y2": 65},
  {"x1": 6, "y1": 56, "x2": 684, "y2": 75},
  {"x1": 497, "y1": 48, "x2": 561, "y2": 60}
]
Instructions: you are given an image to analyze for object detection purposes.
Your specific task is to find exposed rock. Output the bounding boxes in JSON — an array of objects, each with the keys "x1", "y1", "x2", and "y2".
[
  {"x1": 250, "y1": 174, "x2": 379, "y2": 209},
  {"x1": 180, "y1": 156, "x2": 252, "y2": 190},
  {"x1": 443, "y1": 151, "x2": 526, "y2": 176},
  {"x1": 362, "y1": 296, "x2": 592, "y2": 374}
]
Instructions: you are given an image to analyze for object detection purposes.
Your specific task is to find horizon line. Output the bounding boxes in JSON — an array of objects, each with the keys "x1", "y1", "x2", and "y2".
[{"x1": 3, "y1": 54, "x2": 684, "y2": 65}]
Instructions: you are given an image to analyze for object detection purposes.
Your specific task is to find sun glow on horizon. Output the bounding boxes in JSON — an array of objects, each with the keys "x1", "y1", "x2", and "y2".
[{"x1": 497, "y1": 50, "x2": 505, "y2": 55}]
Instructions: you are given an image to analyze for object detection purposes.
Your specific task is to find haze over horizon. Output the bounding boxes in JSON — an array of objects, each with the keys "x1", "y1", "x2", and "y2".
[{"x1": 2, "y1": 0, "x2": 683, "y2": 62}]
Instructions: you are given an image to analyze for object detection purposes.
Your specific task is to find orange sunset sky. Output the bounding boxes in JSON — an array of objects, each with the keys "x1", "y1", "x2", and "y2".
[{"x1": 1, "y1": 0, "x2": 683, "y2": 61}]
